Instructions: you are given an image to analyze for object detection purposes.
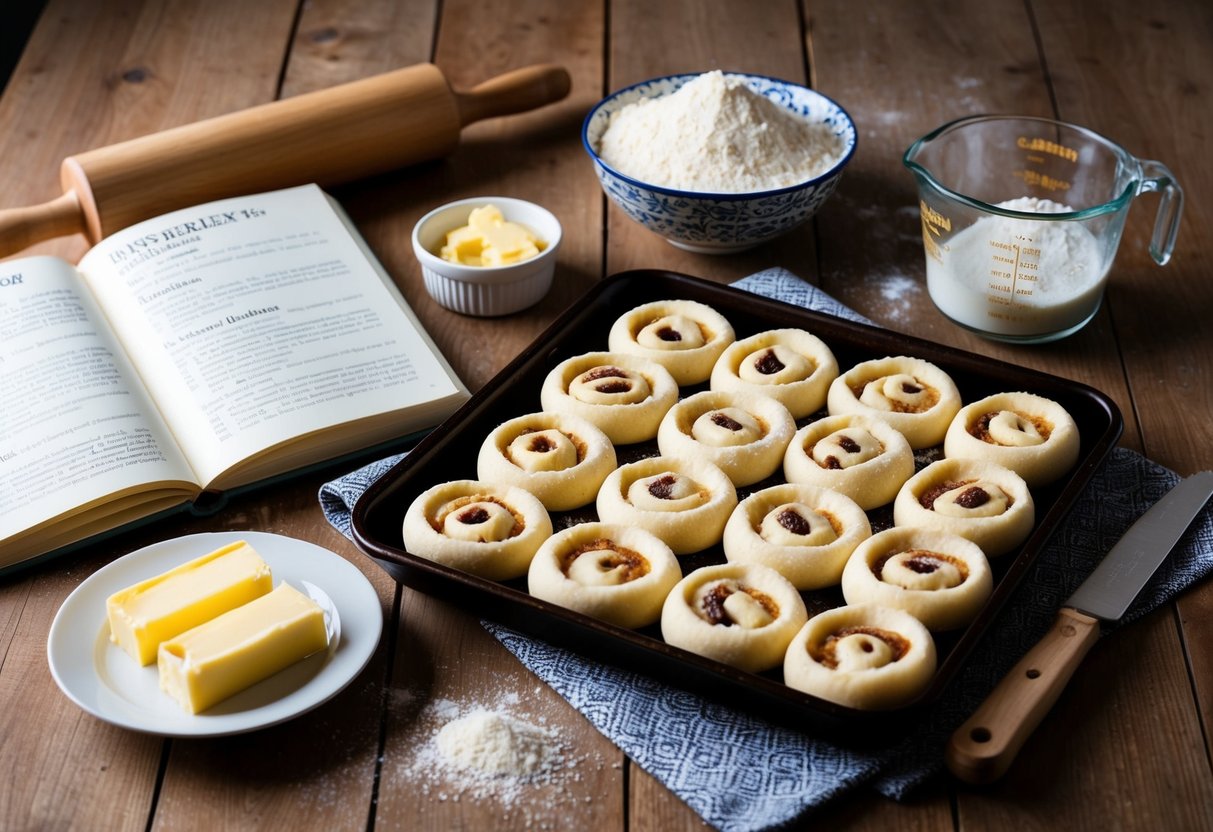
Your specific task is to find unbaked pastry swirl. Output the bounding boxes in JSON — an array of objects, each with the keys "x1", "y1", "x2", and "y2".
[
  {"x1": 660, "y1": 563, "x2": 808, "y2": 673},
  {"x1": 826, "y1": 356, "x2": 962, "y2": 449},
  {"x1": 401, "y1": 480, "x2": 553, "y2": 580},
  {"x1": 840, "y1": 527, "x2": 992, "y2": 631},
  {"x1": 607, "y1": 299, "x2": 735, "y2": 385},
  {"x1": 782, "y1": 603, "x2": 937, "y2": 710},
  {"x1": 477, "y1": 412, "x2": 617, "y2": 510},
  {"x1": 709, "y1": 328, "x2": 839, "y2": 419},
  {"x1": 892, "y1": 457, "x2": 1035, "y2": 558},
  {"x1": 540, "y1": 351, "x2": 679, "y2": 444},
  {"x1": 722, "y1": 483, "x2": 871, "y2": 590},
  {"x1": 943, "y1": 391, "x2": 1081, "y2": 487},
  {"x1": 527, "y1": 522, "x2": 682, "y2": 629},
  {"x1": 782, "y1": 413, "x2": 915, "y2": 509},
  {"x1": 656, "y1": 390, "x2": 796, "y2": 487},
  {"x1": 595, "y1": 455, "x2": 738, "y2": 554}
]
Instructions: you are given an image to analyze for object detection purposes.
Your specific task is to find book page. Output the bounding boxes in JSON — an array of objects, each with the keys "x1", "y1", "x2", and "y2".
[
  {"x1": 0, "y1": 257, "x2": 198, "y2": 543},
  {"x1": 78, "y1": 185, "x2": 464, "y2": 487}
]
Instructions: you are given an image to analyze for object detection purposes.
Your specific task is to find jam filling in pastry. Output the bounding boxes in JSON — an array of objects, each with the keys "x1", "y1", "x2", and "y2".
[
  {"x1": 710, "y1": 328, "x2": 839, "y2": 419},
  {"x1": 540, "y1": 351, "x2": 678, "y2": 444},
  {"x1": 943, "y1": 391, "x2": 1081, "y2": 487},
  {"x1": 893, "y1": 457, "x2": 1034, "y2": 557},
  {"x1": 782, "y1": 413, "x2": 914, "y2": 510},
  {"x1": 783, "y1": 603, "x2": 937, "y2": 710},
  {"x1": 596, "y1": 455, "x2": 737, "y2": 554},
  {"x1": 840, "y1": 527, "x2": 993, "y2": 630},
  {"x1": 478, "y1": 411, "x2": 616, "y2": 511},
  {"x1": 723, "y1": 482, "x2": 871, "y2": 590},
  {"x1": 402, "y1": 480, "x2": 552, "y2": 581},
  {"x1": 568, "y1": 365, "x2": 653, "y2": 405},
  {"x1": 661, "y1": 563, "x2": 808, "y2": 673},
  {"x1": 826, "y1": 356, "x2": 962, "y2": 449},
  {"x1": 607, "y1": 299, "x2": 735, "y2": 385},
  {"x1": 657, "y1": 390, "x2": 795, "y2": 487},
  {"x1": 527, "y1": 522, "x2": 682, "y2": 629}
]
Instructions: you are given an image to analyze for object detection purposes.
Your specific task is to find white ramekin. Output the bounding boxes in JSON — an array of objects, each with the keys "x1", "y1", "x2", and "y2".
[{"x1": 411, "y1": 196, "x2": 562, "y2": 316}]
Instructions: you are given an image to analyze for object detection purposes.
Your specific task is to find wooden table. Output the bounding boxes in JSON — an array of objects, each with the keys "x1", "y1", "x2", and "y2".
[{"x1": 2, "y1": 1, "x2": 1211, "y2": 829}]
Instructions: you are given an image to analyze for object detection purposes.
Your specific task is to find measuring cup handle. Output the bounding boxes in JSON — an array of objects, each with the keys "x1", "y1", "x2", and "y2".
[{"x1": 1138, "y1": 159, "x2": 1183, "y2": 266}]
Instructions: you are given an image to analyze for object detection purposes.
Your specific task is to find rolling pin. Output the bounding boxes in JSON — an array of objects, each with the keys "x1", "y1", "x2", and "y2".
[{"x1": 0, "y1": 62, "x2": 571, "y2": 257}]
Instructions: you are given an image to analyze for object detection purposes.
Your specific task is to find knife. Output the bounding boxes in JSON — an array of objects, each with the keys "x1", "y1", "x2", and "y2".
[{"x1": 945, "y1": 470, "x2": 1213, "y2": 785}]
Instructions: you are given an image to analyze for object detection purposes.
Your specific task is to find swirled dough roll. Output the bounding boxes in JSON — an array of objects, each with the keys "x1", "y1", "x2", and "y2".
[
  {"x1": 661, "y1": 563, "x2": 808, "y2": 673},
  {"x1": 840, "y1": 527, "x2": 992, "y2": 631},
  {"x1": 723, "y1": 483, "x2": 871, "y2": 590},
  {"x1": 783, "y1": 604, "x2": 937, "y2": 710},
  {"x1": 710, "y1": 328, "x2": 839, "y2": 419},
  {"x1": 893, "y1": 458, "x2": 1034, "y2": 558},
  {"x1": 540, "y1": 352, "x2": 679, "y2": 444},
  {"x1": 943, "y1": 391, "x2": 1081, "y2": 487},
  {"x1": 657, "y1": 390, "x2": 795, "y2": 487},
  {"x1": 596, "y1": 455, "x2": 738, "y2": 554},
  {"x1": 402, "y1": 480, "x2": 553, "y2": 580},
  {"x1": 527, "y1": 523, "x2": 682, "y2": 629},
  {"x1": 477, "y1": 412, "x2": 617, "y2": 511},
  {"x1": 826, "y1": 356, "x2": 962, "y2": 449},
  {"x1": 782, "y1": 413, "x2": 915, "y2": 509},
  {"x1": 607, "y1": 299, "x2": 735, "y2": 385}
]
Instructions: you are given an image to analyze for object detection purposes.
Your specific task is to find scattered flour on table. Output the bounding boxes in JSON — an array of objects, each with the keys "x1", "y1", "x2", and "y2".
[
  {"x1": 381, "y1": 686, "x2": 610, "y2": 828},
  {"x1": 873, "y1": 271, "x2": 919, "y2": 323},
  {"x1": 597, "y1": 70, "x2": 843, "y2": 193}
]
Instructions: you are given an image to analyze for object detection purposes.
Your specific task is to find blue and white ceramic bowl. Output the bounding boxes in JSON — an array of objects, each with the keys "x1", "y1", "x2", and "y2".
[{"x1": 582, "y1": 72, "x2": 857, "y2": 253}]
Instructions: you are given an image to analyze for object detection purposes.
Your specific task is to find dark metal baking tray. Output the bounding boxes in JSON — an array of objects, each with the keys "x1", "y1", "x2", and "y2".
[{"x1": 351, "y1": 269, "x2": 1122, "y2": 738}]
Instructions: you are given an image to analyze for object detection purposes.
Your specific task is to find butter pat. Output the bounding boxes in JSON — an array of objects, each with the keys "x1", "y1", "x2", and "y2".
[
  {"x1": 158, "y1": 583, "x2": 329, "y2": 714},
  {"x1": 106, "y1": 541, "x2": 273, "y2": 666},
  {"x1": 440, "y1": 204, "x2": 545, "y2": 266}
]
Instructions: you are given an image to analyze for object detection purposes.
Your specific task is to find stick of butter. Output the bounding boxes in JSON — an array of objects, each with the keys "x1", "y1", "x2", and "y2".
[
  {"x1": 158, "y1": 583, "x2": 329, "y2": 714},
  {"x1": 106, "y1": 541, "x2": 273, "y2": 666}
]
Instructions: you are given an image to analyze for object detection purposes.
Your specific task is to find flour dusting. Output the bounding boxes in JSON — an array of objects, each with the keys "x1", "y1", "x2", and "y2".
[{"x1": 378, "y1": 684, "x2": 612, "y2": 829}]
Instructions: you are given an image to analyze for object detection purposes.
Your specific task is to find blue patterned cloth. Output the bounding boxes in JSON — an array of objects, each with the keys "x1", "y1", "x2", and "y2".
[{"x1": 319, "y1": 268, "x2": 1213, "y2": 832}]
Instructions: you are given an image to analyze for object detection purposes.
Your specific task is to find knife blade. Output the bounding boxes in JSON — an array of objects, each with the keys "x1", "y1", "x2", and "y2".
[{"x1": 945, "y1": 470, "x2": 1213, "y2": 785}]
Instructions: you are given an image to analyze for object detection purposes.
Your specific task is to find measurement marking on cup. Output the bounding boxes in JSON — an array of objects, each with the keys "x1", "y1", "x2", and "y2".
[
  {"x1": 1011, "y1": 243, "x2": 1021, "y2": 301},
  {"x1": 989, "y1": 235, "x2": 1040, "y2": 305}
]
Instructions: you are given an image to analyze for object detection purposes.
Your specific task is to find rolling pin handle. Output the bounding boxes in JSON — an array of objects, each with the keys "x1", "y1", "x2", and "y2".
[
  {"x1": 455, "y1": 64, "x2": 571, "y2": 127},
  {"x1": 0, "y1": 191, "x2": 85, "y2": 258}
]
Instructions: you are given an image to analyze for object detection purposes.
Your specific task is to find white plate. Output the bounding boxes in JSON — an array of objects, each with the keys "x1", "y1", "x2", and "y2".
[{"x1": 47, "y1": 531, "x2": 382, "y2": 737}]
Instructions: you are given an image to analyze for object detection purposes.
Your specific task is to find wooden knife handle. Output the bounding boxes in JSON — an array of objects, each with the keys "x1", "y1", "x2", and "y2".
[{"x1": 946, "y1": 607, "x2": 1100, "y2": 785}]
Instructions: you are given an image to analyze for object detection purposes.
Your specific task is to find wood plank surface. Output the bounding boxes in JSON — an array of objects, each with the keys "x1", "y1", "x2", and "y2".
[
  {"x1": 282, "y1": 0, "x2": 439, "y2": 95},
  {"x1": 808, "y1": 0, "x2": 1211, "y2": 829},
  {"x1": 1034, "y1": 0, "x2": 1213, "y2": 773},
  {"x1": 1, "y1": 0, "x2": 1212, "y2": 830},
  {"x1": 0, "y1": 2, "x2": 308, "y2": 830}
]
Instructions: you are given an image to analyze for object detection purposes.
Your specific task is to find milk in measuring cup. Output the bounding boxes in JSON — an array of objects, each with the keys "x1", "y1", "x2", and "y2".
[{"x1": 926, "y1": 197, "x2": 1108, "y2": 338}]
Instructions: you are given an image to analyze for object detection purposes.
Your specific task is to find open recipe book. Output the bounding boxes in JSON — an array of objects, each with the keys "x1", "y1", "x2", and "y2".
[{"x1": 0, "y1": 184, "x2": 467, "y2": 573}]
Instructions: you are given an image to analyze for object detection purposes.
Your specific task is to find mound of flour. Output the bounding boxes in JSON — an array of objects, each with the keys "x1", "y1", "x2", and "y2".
[
  {"x1": 597, "y1": 70, "x2": 843, "y2": 193},
  {"x1": 435, "y1": 708, "x2": 560, "y2": 777}
]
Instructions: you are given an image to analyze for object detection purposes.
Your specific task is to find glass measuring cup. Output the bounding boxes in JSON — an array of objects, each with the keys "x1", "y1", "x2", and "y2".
[{"x1": 903, "y1": 115, "x2": 1182, "y2": 343}]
